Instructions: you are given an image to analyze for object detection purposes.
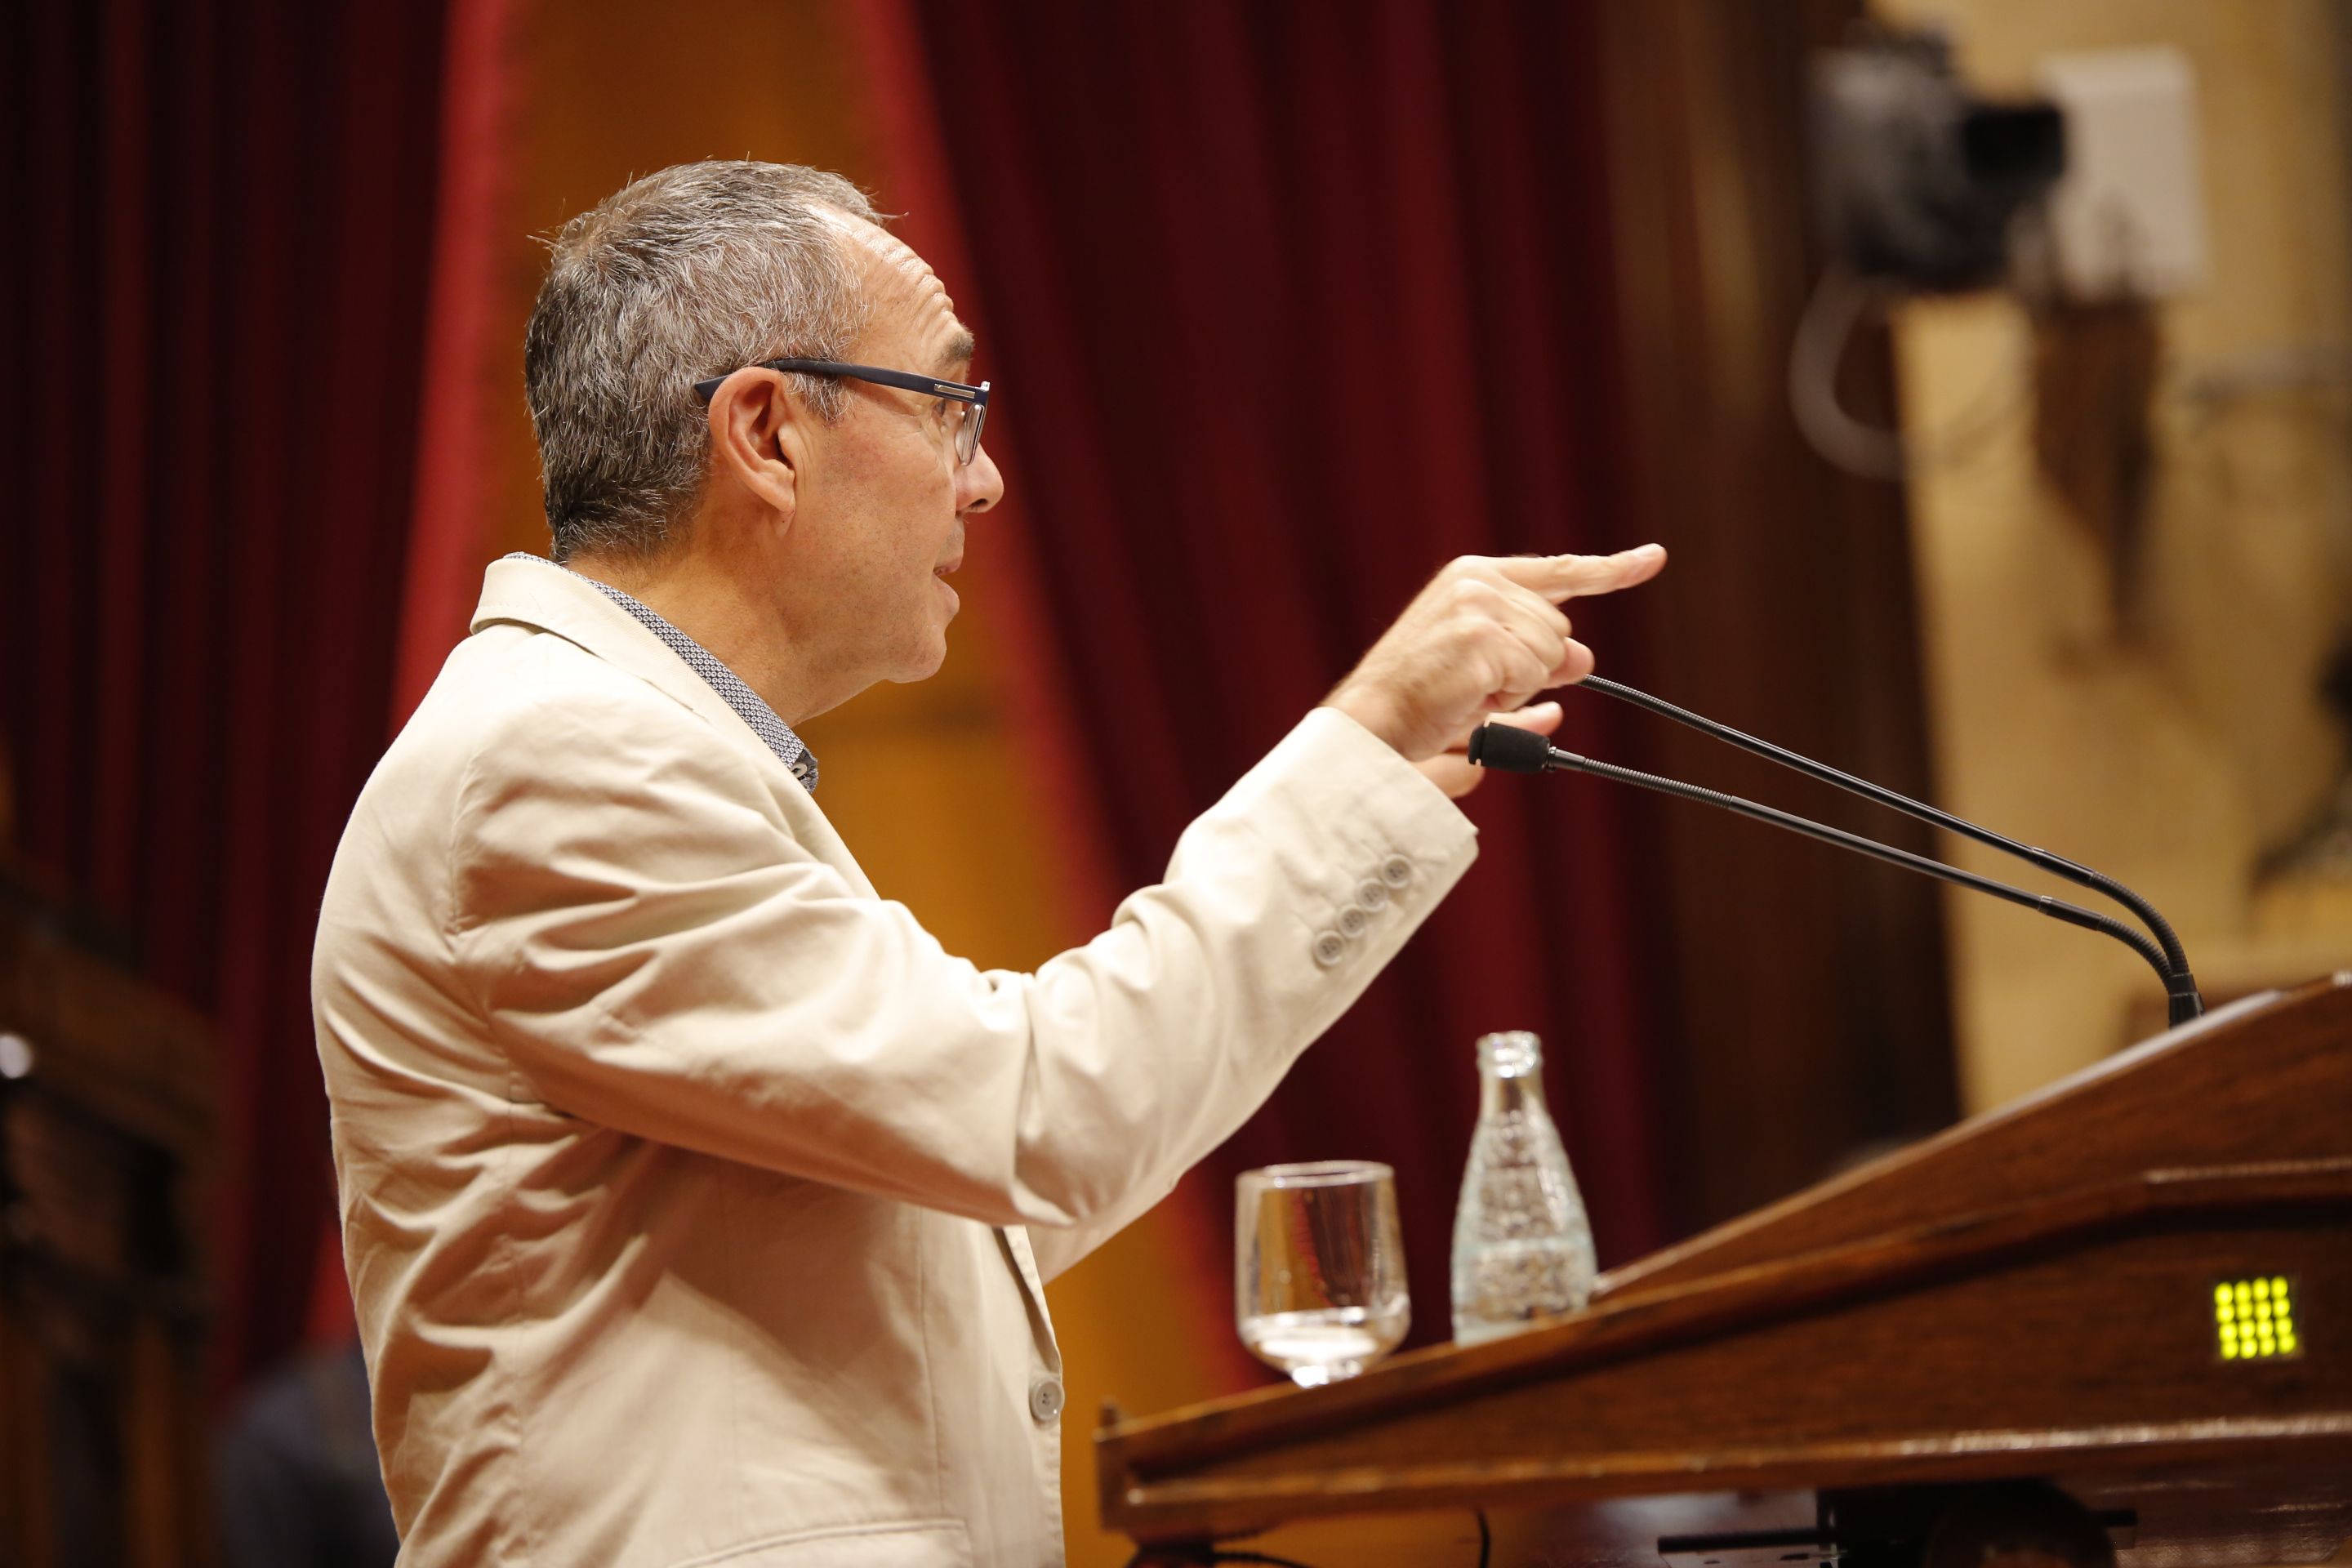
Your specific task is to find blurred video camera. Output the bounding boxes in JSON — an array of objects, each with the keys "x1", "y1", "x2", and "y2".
[{"x1": 1811, "y1": 26, "x2": 2066, "y2": 292}]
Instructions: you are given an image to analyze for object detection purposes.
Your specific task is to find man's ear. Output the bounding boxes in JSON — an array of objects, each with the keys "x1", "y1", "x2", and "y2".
[{"x1": 705, "y1": 370, "x2": 808, "y2": 522}]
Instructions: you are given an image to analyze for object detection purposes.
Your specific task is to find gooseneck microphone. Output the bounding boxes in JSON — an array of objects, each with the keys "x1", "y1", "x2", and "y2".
[
  {"x1": 1468, "y1": 702, "x2": 2205, "y2": 1028},
  {"x1": 1575, "y1": 676, "x2": 2195, "y2": 993}
]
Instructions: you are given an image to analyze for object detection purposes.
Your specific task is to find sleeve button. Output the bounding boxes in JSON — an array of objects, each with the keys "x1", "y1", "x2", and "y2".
[
  {"x1": 1337, "y1": 905, "x2": 1369, "y2": 939},
  {"x1": 1355, "y1": 879, "x2": 1389, "y2": 912},
  {"x1": 1312, "y1": 930, "x2": 1347, "y2": 968},
  {"x1": 1379, "y1": 854, "x2": 1414, "y2": 889}
]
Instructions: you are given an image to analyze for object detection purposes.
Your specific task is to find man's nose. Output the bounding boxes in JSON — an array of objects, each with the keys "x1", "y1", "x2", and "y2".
[{"x1": 960, "y1": 443, "x2": 1004, "y2": 514}]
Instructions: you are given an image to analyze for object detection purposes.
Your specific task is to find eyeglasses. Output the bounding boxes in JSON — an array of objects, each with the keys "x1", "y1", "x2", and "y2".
[{"x1": 692, "y1": 358, "x2": 991, "y2": 466}]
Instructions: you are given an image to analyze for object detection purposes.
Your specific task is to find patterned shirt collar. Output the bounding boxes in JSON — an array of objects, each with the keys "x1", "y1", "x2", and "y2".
[{"x1": 514, "y1": 554, "x2": 818, "y2": 792}]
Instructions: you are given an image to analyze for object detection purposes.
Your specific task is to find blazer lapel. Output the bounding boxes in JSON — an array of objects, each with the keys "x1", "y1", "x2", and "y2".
[{"x1": 469, "y1": 555, "x2": 879, "y2": 898}]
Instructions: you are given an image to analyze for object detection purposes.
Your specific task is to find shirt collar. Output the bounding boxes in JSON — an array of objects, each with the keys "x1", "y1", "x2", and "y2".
[{"x1": 503, "y1": 554, "x2": 818, "y2": 792}]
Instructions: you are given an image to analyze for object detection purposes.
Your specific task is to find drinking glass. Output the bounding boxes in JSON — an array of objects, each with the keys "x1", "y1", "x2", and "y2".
[{"x1": 1235, "y1": 1160, "x2": 1410, "y2": 1387}]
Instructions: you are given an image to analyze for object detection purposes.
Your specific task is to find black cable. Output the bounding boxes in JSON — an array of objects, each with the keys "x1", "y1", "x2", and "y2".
[
  {"x1": 1117, "y1": 1509, "x2": 1490, "y2": 1567},
  {"x1": 1123, "y1": 1548, "x2": 1319, "y2": 1568}
]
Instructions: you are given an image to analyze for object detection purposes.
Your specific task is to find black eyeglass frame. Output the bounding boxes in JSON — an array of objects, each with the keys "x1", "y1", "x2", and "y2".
[{"x1": 692, "y1": 358, "x2": 991, "y2": 466}]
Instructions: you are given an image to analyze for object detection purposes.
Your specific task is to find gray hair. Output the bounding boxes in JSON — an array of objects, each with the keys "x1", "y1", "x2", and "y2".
[{"x1": 523, "y1": 160, "x2": 882, "y2": 562}]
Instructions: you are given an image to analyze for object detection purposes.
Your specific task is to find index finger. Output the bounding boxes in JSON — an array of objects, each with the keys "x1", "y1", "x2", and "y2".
[{"x1": 1493, "y1": 543, "x2": 1667, "y2": 604}]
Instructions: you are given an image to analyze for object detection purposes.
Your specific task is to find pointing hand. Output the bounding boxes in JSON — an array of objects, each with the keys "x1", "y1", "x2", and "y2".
[{"x1": 1322, "y1": 546, "x2": 1667, "y2": 789}]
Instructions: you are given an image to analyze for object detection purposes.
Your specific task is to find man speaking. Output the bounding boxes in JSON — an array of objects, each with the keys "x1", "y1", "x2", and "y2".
[{"x1": 313, "y1": 160, "x2": 1664, "y2": 1568}]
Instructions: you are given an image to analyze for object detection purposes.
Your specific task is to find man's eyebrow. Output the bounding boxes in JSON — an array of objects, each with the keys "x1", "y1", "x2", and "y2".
[{"x1": 935, "y1": 329, "x2": 977, "y2": 375}]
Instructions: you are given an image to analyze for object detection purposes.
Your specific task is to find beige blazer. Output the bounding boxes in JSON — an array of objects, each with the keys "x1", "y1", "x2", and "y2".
[{"x1": 313, "y1": 556, "x2": 1477, "y2": 1568}]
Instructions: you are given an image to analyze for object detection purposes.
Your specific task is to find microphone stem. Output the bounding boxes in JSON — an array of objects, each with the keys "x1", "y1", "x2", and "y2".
[
  {"x1": 1578, "y1": 676, "x2": 2196, "y2": 998},
  {"x1": 1547, "y1": 747, "x2": 2182, "y2": 1000}
]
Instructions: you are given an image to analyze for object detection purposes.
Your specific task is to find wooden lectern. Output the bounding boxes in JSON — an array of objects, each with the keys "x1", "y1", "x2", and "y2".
[{"x1": 1097, "y1": 975, "x2": 2352, "y2": 1567}]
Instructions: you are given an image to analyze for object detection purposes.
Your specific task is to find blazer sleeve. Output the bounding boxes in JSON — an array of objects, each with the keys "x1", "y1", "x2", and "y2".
[{"x1": 449, "y1": 692, "x2": 1477, "y2": 1246}]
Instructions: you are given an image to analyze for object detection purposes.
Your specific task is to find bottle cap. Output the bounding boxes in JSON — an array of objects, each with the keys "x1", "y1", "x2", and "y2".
[{"x1": 1475, "y1": 1031, "x2": 1543, "y2": 1077}]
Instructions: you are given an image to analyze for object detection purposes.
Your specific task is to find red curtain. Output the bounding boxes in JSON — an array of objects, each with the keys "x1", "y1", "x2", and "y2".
[
  {"x1": 4, "y1": 0, "x2": 1677, "y2": 1388},
  {"x1": 889, "y1": 0, "x2": 1675, "y2": 1347},
  {"x1": 1, "y1": 0, "x2": 449, "y2": 1392}
]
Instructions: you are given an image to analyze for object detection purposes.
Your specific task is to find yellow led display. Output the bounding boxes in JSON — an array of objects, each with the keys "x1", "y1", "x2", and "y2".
[{"x1": 2214, "y1": 1276, "x2": 2301, "y2": 1361}]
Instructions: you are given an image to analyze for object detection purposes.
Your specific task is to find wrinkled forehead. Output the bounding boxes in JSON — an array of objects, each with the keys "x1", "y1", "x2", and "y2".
[{"x1": 820, "y1": 207, "x2": 973, "y2": 370}]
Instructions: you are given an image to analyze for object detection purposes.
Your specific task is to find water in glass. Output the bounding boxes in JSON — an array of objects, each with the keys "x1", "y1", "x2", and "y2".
[{"x1": 1235, "y1": 1160, "x2": 1410, "y2": 1387}]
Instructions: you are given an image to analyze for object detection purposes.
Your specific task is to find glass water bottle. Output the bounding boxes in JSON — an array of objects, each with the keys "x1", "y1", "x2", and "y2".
[{"x1": 1449, "y1": 1031, "x2": 1597, "y2": 1345}]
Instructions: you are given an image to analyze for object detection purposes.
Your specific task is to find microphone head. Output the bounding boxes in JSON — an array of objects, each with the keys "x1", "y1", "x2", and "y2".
[{"x1": 1467, "y1": 722, "x2": 1556, "y2": 774}]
